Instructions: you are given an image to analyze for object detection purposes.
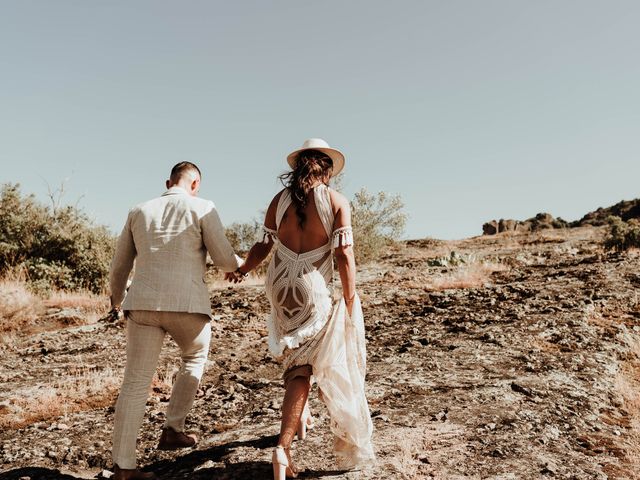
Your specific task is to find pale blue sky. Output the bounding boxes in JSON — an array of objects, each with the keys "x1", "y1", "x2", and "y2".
[{"x1": 1, "y1": 1, "x2": 639, "y2": 239}]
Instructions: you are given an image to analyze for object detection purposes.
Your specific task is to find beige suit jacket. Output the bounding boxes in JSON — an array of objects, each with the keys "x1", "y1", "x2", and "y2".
[{"x1": 109, "y1": 186, "x2": 241, "y2": 318}]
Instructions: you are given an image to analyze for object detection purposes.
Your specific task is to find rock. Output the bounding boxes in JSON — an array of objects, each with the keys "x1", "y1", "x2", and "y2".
[
  {"x1": 432, "y1": 410, "x2": 448, "y2": 422},
  {"x1": 511, "y1": 382, "x2": 534, "y2": 397},
  {"x1": 483, "y1": 220, "x2": 498, "y2": 235},
  {"x1": 498, "y1": 219, "x2": 517, "y2": 233}
]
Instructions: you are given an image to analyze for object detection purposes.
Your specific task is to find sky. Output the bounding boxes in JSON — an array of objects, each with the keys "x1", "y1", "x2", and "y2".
[{"x1": 1, "y1": 1, "x2": 639, "y2": 240}]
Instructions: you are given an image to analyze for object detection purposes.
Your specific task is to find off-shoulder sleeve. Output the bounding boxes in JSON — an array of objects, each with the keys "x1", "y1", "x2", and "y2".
[
  {"x1": 332, "y1": 226, "x2": 354, "y2": 248},
  {"x1": 259, "y1": 225, "x2": 278, "y2": 244}
]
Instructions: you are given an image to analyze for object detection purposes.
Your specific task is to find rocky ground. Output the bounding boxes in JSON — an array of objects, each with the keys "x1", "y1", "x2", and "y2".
[{"x1": 2, "y1": 226, "x2": 640, "y2": 479}]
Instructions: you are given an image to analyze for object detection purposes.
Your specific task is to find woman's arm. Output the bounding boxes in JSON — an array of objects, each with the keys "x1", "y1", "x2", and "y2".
[
  {"x1": 335, "y1": 243, "x2": 356, "y2": 314},
  {"x1": 331, "y1": 191, "x2": 357, "y2": 315},
  {"x1": 229, "y1": 192, "x2": 281, "y2": 282},
  {"x1": 238, "y1": 239, "x2": 273, "y2": 275}
]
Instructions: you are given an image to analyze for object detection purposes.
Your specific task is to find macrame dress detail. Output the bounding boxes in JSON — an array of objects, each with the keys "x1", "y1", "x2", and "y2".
[{"x1": 263, "y1": 184, "x2": 375, "y2": 468}]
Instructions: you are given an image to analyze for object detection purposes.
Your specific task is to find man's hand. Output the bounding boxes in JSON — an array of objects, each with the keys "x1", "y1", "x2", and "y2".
[
  {"x1": 224, "y1": 271, "x2": 245, "y2": 284},
  {"x1": 104, "y1": 306, "x2": 123, "y2": 322}
]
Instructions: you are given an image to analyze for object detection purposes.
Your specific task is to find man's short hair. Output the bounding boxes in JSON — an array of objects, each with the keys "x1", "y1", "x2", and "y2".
[{"x1": 170, "y1": 161, "x2": 202, "y2": 183}]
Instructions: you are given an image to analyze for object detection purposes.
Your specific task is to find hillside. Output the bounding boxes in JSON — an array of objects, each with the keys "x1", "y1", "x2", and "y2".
[
  {"x1": 483, "y1": 198, "x2": 640, "y2": 235},
  {"x1": 2, "y1": 226, "x2": 640, "y2": 479}
]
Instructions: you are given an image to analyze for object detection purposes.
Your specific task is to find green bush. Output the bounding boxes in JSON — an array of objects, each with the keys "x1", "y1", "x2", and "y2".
[
  {"x1": 604, "y1": 216, "x2": 640, "y2": 252},
  {"x1": 0, "y1": 183, "x2": 115, "y2": 293},
  {"x1": 225, "y1": 221, "x2": 262, "y2": 255},
  {"x1": 350, "y1": 188, "x2": 407, "y2": 263}
]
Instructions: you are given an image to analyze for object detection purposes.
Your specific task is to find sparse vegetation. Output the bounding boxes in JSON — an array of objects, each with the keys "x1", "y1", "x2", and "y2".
[
  {"x1": 0, "y1": 279, "x2": 108, "y2": 339},
  {"x1": 403, "y1": 255, "x2": 507, "y2": 292},
  {"x1": 0, "y1": 366, "x2": 120, "y2": 429},
  {"x1": 425, "y1": 261, "x2": 507, "y2": 291},
  {"x1": 350, "y1": 188, "x2": 407, "y2": 263},
  {"x1": 225, "y1": 220, "x2": 262, "y2": 254},
  {"x1": 604, "y1": 216, "x2": 640, "y2": 252},
  {"x1": 0, "y1": 279, "x2": 44, "y2": 334},
  {"x1": 0, "y1": 183, "x2": 115, "y2": 294}
]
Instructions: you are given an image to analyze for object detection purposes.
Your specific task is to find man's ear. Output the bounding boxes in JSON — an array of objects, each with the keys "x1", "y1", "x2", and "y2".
[{"x1": 191, "y1": 179, "x2": 199, "y2": 195}]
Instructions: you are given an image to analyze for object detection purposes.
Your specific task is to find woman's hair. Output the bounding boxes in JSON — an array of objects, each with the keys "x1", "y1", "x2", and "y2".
[{"x1": 279, "y1": 149, "x2": 333, "y2": 228}]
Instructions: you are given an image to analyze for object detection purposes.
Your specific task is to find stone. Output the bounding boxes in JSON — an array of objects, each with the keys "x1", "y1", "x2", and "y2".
[{"x1": 483, "y1": 220, "x2": 498, "y2": 235}]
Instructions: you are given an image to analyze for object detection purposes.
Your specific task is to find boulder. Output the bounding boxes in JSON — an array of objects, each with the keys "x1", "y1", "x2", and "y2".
[
  {"x1": 498, "y1": 219, "x2": 517, "y2": 233},
  {"x1": 483, "y1": 220, "x2": 498, "y2": 235}
]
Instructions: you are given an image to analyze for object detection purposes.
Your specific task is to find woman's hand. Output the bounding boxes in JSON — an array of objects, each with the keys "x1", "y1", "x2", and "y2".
[
  {"x1": 225, "y1": 268, "x2": 248, "y2": 284},
  {"x1": 345, "y1": 294, "x2": 356, "y2": 316},
  {"x1": 224, "y1": 271, "x2": 238, "y2": 283}
]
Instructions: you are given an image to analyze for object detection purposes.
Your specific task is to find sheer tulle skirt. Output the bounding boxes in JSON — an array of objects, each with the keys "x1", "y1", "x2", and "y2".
[{"x1": 311, "y1": 295, "x2": 375, "y2": 469}]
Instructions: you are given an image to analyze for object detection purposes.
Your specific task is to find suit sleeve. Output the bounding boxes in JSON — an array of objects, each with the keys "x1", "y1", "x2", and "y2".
[
  {"x1": 201, "y1": 202, "x2": 242, "y2": 272},
  {"x1": 109, "y1": 210, "x2": 137, "y2": 307}
]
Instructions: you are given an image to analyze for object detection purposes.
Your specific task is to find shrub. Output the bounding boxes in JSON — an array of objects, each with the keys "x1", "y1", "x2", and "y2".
[
  {"x1": 350, "y1": 188, "x2": 407, "y2": 262},
  {"x1": 225, "y1": 220, "x2": 262, "y2": 255},
  {"x1": 0, "y1": 183, "x2": 115, "y2": 293},
  {"x1": 604, "y1": 216, "x2": 640, "y2": 252},
  {"x1": 221, "y1": 186, "x2": 407, "y2": 267}
]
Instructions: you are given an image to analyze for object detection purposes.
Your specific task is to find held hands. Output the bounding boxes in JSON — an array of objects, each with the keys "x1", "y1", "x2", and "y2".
[
  {"x1": 225, "y1": 267, "x2": 249, "y2": 284},
  {"x1": 224, "y1": 271, "x2": 243, "y2": 284},
  {"x1": 104, "y1": 305, "x2": 123, "y2": 322}
]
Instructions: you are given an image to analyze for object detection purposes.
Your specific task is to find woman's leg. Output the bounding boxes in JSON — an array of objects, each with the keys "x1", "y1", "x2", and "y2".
[{"x1": 278, "y1": 375, "x2": 311, "y2": 472}]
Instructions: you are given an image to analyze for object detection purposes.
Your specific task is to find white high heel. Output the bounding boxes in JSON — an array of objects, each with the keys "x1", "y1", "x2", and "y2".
[
  {"x1": 272, "y1": 446, "x2": 297, "y2": 479},
  {"x1": 296, "y1": 402, "x2": 315, "y2": 441},
  {"x1": 297, "y1": 412, "x2": 315, "y2": 441}
]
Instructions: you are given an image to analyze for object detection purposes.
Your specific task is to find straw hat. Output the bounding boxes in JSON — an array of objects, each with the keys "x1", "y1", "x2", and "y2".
[{"x1": 286, "y1": 138, "x2": 345, "y2": 177}]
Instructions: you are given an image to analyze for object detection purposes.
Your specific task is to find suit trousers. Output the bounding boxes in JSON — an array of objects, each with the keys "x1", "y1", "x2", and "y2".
[{"x1": 112, "y1": 310, "x2": 211, "y2": 469}]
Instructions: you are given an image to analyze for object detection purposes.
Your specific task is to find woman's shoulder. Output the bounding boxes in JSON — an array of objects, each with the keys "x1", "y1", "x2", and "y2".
[
  {"x1": 268, "y1": 188, "x2": 288, "y2": 208},
  {"x1": 327, "y1": 187, "x2": 349, "y2": 212}
]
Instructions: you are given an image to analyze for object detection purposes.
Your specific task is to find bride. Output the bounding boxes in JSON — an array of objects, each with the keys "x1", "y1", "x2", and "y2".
[{"x1": 227, "y1": 138, "x2": 375, "y2": 478}]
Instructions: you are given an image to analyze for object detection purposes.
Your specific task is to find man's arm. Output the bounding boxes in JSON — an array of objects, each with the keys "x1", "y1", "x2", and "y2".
[
  {"x1": 201, "y1": 202, "x2": 242, "y2": 272},
  {"x1": 109, "y1": 211, "x2": 137, "y2": 308}
]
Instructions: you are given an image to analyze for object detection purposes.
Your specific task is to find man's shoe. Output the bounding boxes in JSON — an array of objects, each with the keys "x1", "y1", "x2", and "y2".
[
  {"x1": 113, "y1": 464, "x2": 158, "y2": 480},
  {"x1": 157, "y1": 426, "x2": 198, "y2": 450}
]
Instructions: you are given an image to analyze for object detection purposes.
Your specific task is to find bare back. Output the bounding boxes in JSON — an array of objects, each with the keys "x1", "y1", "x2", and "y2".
[{"x1": 278, "y1": 192, "x2": 330, "y2": 254}]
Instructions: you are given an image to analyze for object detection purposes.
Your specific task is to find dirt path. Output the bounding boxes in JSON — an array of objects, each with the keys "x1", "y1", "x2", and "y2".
[{"x1": 2, "y1": 227, "x2": 640, "y2": 479}]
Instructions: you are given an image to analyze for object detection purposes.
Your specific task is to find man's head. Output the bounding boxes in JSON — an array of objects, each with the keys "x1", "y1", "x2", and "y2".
[{"x1": 166, "y1": 161, "x2": 202, "y2": 196}]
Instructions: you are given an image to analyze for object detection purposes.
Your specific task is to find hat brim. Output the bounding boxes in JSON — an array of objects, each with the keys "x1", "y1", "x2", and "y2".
[{"x1": 286, "y1": 147, "x2": 345, "y2": 177}]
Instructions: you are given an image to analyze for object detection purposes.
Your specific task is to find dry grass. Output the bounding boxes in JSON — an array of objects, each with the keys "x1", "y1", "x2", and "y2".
[
  {"x1": 43, "y1": 289, "x2": 108, "y2": 313},
  {"x1": 0, "y1": 279, "x2": 44, "y2": 334},
  {"x1": 0, "y1": 366, "x2": 121, "y2": 429},
  {"x1": 0, "y1": 279, "x2": 108, "y2": 340},
  {"x1": 588, "y1": 312, "x2": 640, "y2": 478},
  {"x1": 382, "y1": 423, "x2": 469, "y2": 479},
  {"x1": 151, "y1": 363, "x2": 179, "y2": 396},
  {"x1": 416, "y1": 262, "x2": 508, "y2": 292},
  {"x1": 385, "y1": 427, "x2": 430, "y2": 479}
]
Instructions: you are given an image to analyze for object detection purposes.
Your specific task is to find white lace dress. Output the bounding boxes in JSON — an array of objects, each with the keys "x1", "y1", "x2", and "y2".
[{"x1": 261, "y1": 184, "x2": 375, "y2": 468}]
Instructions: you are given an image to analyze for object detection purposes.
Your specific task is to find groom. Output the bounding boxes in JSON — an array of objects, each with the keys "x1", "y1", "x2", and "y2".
[{"x1": 109, "y1": 162, "x2": 243, "y2": 480}]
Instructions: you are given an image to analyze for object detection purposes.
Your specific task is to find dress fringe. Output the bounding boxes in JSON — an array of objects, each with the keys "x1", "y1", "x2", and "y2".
[{"x1": 331, "y1": 227, "x2": 354, "y2": 249}]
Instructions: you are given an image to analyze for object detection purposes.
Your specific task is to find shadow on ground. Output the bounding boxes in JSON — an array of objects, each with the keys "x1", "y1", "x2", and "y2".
[{"x1": 0, "y1": 434, "x2": 349, "y2": 480}]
